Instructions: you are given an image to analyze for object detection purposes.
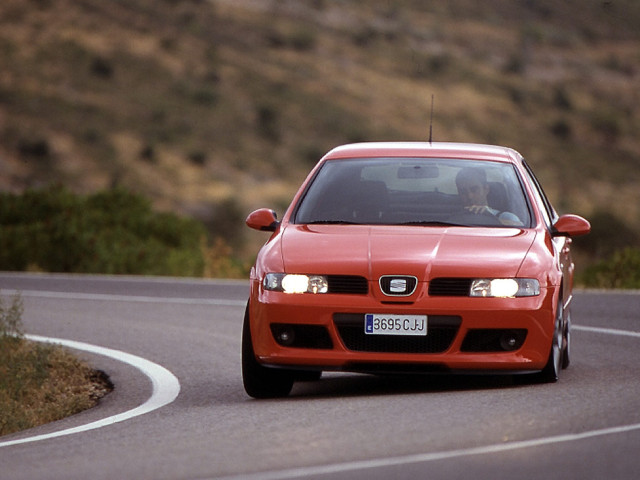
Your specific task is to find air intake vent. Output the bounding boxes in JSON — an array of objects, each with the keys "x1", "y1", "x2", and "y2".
[
  {"x1": 429, "y1": 278, "x2": 472, "y2": 296},
  {"x1": 328, "y1": 275, "x2": 368, "y2": 294}
]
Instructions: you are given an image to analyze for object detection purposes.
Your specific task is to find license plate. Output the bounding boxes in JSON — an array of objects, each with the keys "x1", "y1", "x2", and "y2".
[{"x1": 365, "y1": 314, "x2": 427, "y2": 336}]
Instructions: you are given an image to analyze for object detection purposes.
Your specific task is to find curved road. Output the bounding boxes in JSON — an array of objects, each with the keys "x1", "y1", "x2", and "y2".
[{"x1": 1, "y1": 273, "x2": 639, "y2": 479}]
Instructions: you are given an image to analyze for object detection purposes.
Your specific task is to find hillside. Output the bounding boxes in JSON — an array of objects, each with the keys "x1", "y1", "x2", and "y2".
[{"x1": 1, "y1": 0, "x2": 639, "y2": 263}]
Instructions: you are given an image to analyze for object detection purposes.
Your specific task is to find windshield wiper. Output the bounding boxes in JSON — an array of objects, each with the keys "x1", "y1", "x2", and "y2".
[
  {"x1": 306, "y1": 220, "x2": 361, "y2": 225},
  {"x1": 398, "y1": 221, "x2": 466, "y2": 227},
  {"x1": 306, "y1": 220, "x2": 468, "y2": 227}
]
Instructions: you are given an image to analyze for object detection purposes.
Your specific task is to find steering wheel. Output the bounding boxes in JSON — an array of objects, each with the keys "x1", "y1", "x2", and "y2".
[{"x1": 447, "y1": 209, "x2": 503, "y2": 226}]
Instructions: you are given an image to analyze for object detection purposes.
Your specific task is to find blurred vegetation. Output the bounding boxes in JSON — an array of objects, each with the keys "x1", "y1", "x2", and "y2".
[
  {"x1": 581, "y1": 248, "x2": 640, "y2": 289},
  {"x1": 574, "y1": 211, "x2": 640, "y2": 288},
  {"x1": 0, "y1": 186, "x2": 208, "y2": 276},
  {"x1": 0, "y1": 186, "x2": 250, "y2": 277},
  {"x1": 0, "y1": 292, "x2": 113, "y2": 436}
]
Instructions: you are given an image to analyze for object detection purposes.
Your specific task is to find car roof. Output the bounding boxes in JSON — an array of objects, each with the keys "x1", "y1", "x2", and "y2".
[{"x1": 322, "y1": 142, "x2": 523, "y2": 164}]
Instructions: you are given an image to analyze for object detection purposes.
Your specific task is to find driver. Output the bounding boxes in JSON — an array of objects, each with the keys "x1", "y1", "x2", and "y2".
[{"x1": 455, "y1": 167, "x2": 522, "y2": 226}]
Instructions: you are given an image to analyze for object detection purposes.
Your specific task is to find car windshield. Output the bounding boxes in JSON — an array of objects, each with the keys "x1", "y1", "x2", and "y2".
[{"x1": 293, "y1": 157, "x2": 533, "y2": 227}]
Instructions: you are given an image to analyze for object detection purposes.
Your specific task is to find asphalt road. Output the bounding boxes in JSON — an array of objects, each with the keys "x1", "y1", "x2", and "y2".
[{"x1": 1, "y1": 273, "x2": 639, "y2": 480}]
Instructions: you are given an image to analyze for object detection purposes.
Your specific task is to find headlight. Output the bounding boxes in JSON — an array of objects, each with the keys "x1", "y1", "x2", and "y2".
[
  {"x1": 263, "y1": 273, "x2": 329, "y2": 294},
  {"x1": 470, "y1": 278, "x2": 540, "y2": 298}
]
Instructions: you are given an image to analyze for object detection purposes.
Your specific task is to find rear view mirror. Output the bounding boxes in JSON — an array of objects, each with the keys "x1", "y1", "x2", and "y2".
[
  {"x1": 397, "y1": 165, "x2": 439, "y2": 179},
  {"x1": 552, "y1": 214, "x2": 591, "y2": 237},
  {"x1": 246, "y1": 208, "x2": 279, "y2": 232}
]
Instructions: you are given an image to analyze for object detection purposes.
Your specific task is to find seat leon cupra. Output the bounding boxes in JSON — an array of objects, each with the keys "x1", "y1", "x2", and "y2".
[{"x1": 243, "y1": 142, "x2": 590, "y2": 398}]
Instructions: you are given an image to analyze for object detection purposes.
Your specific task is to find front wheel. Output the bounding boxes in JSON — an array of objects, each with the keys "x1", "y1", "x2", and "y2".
[
  {"x1": 536, "y1": 297, "x2": 564, "y2": 383},
  {"x1": 561, "y1": 307, "x2": 571, "y2": 369},
  {"x1": 242, "y1": 303, "x2": 294, "y2": 399}
]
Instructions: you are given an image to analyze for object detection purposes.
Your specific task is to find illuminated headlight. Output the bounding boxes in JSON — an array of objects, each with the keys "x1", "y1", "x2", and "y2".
[
  {"x1": 470, "y1": 278, "x2": 540, "y2": 298},
  {"x1": 263, "y1": 273, "x2": 329, "y2": 294}
]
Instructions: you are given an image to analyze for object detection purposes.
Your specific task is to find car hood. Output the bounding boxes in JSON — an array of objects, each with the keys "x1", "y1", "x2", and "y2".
[{"x1": 280, "y1": 224, "x2": 537, "y2": 280}]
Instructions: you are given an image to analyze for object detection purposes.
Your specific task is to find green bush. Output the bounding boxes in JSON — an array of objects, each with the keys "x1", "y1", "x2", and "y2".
[
  {"x1": 575, "y1": 210, "x2": 639, "y2": 260},
  {"x1": 0, "y1": 186, "x2": 206, "y2": 276},
  {"x1": 581, "y1": 247, "x2": 640, "y2": 289},
  {"x1": 0, "y1": 293, "x2": 23, "y2": 339}
]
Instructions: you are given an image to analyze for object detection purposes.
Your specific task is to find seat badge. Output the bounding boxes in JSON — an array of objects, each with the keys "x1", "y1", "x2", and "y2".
[
  {"x1": 390, "y1": 278, "x2": 407, "y2": 293},
  {"x1": 379, "y1": 275, "x2": 418, "y2": 296}
]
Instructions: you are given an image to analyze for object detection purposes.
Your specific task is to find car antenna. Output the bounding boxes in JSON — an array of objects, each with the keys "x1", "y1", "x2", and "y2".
[{"x1": 428, "y1": 94, "x2": 434, "y2": 144}]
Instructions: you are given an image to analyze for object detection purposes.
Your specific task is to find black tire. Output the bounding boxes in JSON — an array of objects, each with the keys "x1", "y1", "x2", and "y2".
[
  {"x1": 536, "y1": 297, "x2": 564, "y2": 383},
  {"x1": 242, "y1": 303, "x2": 294, "y2": 399},
  {"x1": 561, "y1": 307, "x2": 571, "y2": 369}
]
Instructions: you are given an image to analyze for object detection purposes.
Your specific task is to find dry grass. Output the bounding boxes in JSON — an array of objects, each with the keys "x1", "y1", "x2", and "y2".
[
  {"x1": 0, "y1": 337, "x2": 113, "y2": 436},
  {"x1": 0, "y1": 294, "x2": 112, "y2": 437}
]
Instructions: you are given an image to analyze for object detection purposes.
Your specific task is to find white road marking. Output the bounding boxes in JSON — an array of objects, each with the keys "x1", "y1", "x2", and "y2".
[
  {"x1": 0, "y1": 335, "x2": 181, "y2": 448},
  {"x1": 1, "y1": 289, "x2": 246, "y2": 307},
  {"x1": 216, "y1": 324, "x2": 640, "y2": 480},
  {"x1": 573, "y1": 324, "x2": 640, "y2": 338},
  {"x1": 217, "y1": 421, "x2": 640, "y2": 480}
]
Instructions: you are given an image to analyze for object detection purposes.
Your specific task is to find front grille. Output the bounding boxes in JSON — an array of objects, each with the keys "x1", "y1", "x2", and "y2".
[
  {"x1": 334, "y1": 313, "x2": 461, "y2": 353},
  {"x1": 429, "y1": 278, "x2": 472, "y2": 296},
  {"x1": 328, "y1": 275, "x2": 368, "y2": 294}
]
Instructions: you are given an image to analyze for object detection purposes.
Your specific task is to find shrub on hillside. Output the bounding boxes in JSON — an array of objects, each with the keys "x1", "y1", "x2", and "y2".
[
  {"x1": 0, "y1": 186, "x2": 206, "y2": 276},
  {"x1": 581, "y1": 247, "x2": 640, "y2": 289}
]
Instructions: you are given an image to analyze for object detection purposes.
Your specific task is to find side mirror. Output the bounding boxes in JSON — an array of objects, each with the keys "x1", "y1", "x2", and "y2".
[
  {"x1": 552, "y1": 214, "x2": 591, "y2": 237},
  {"x1": 246, "y1": 208, "x2": 280, "y2": 232}
]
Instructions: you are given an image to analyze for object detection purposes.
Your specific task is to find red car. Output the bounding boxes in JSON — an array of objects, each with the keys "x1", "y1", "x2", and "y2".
[{"x1": 242, "y1": 142, "x2": 590, "y2": 398}]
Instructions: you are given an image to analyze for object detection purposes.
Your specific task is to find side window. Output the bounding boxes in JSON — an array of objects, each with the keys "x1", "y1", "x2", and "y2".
[{"x1": 521, "y1": 161, "x2": 557, "y2": 228}]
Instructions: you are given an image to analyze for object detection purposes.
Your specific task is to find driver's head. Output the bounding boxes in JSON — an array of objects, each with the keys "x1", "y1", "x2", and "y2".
[{"x1": 456, "y1": 167, "x2": 490, "y2": 206}]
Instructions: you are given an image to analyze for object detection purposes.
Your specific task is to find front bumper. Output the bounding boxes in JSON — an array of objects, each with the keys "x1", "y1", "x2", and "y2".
[{"x1": 249, "y1": 280, "x2": 557, "y2": 373}]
